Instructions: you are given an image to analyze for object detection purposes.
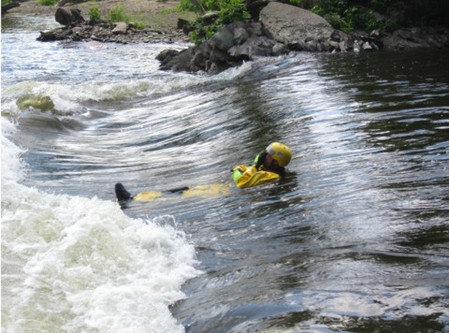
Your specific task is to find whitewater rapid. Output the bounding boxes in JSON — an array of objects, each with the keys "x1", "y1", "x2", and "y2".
[{"x1": 2, "y1": 117, "x2": 200, "y2": 332}]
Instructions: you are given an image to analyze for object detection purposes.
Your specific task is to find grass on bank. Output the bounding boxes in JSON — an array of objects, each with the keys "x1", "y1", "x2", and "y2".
[{"x1": 33, "y1": 0, "x2": 196, "y2": 31}]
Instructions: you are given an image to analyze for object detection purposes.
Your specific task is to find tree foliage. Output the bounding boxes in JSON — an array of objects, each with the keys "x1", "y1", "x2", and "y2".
[
  {"x1": 311, "y1": 0, "x2": 449, "y2": 32},
  {"x1": 179, "y1": 0, "x2": 448, "y2": 44}
]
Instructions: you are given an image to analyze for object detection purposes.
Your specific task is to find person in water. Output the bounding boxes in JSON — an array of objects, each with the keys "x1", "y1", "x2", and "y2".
[
  {"x1": 231, "y1": 142, "x2": 292, "y2": 188},
  {"x1": 115, "y1": 142, "x2": 292, "y2": 204}
]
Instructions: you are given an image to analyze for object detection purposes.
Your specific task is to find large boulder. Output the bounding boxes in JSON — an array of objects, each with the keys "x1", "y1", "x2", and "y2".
[
  {"x1": 259, "y1": 2, "x2": 333, "y2": 44},
  {"x1": 55, "y1": 8, "x2": 84, "y2": 26}
]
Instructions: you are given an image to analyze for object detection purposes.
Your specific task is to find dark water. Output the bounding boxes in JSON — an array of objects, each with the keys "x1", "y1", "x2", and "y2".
[{"x1": 2, "y1": 16, "x2": 449, "y2": 332}]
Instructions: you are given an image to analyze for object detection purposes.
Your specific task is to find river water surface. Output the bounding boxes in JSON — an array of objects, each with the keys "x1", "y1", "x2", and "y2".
[{"x1": 2, "y1": 16, "x2": 449, "y2": 332}]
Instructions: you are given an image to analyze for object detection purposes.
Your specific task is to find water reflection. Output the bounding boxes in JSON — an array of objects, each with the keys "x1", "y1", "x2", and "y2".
[
  {"x1": 173, "y1": 52, "x2": 449, "y2": 332},
  {"x1": 1, "y1": 15, "x2": 58, "y2": 33},
  {"x1": 228, "y1": 81, "x2": 286, "y2": 155}
]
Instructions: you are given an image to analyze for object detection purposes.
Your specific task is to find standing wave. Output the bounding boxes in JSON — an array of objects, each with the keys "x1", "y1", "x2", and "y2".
[{"x1": 1, "y1": 118, "x2": 200, "y2": 333}]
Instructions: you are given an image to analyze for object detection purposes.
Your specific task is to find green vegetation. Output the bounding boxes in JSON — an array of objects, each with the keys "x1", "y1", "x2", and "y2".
[
  {"x1": 311, "y1": 0, "x2": 449, "y2": 33},
  {"x1": 178, "y1": 0, "x2": 203, "y2": 12},
  {"x1": 88, "y1": 4, "x2": 145, "y2": 28},
  {"x1": 287, "y1": 0, "x2": 303, "y2": 6},
  {"x1": 3, "y1": 0, "x2": 448, "y2": 38},
  {"x1": 176, "y1": 0, "x2": 448, "y2": 44},
  {"x1": 88, "y1": 5, "x2": 101, "y2": 22},
  {"x1": 311, "y1": 0, "x2": 397, "y2": 33},
  {"x1": 108, "y1": 4, "x2": 132, "y2": 23},
  {"x1": 179, "y1": 0, "x2": 250, "y2": 45},
  {"x1": 38, "y1": 0, "x2": 58, "y2": 6}
]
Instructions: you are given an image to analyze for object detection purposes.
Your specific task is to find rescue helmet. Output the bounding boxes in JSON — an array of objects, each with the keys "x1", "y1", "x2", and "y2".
[{"x1": 266, "y1": 142, "x2": 292, "y2": 167}]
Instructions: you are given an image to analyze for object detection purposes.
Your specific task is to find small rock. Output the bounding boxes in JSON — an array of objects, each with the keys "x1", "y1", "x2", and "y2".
[
  {"x1": 328, "y1": 40, "x2": 340, "y2": 51},
  {"x1": 362, "y1": 41, "x2": 373, "y2": 51},
  {"x1": 272, "y1": 42, "x2": 288, "y2": 55},
  {"x1": 353, "y1": 40, "x2": 361, "y2": 53},
  {"x1": 112, "y1": 22, "x2": 127, "y2": 34},
  {"x1": 339, "y1": 41, "x2": 347, "y2": 52},
  {"x1": 370, "y1": 29, "x2": 380, "y2": 38}
]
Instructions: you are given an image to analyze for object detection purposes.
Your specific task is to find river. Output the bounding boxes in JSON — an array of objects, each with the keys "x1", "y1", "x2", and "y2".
[{"x1": 2, "y1": 15, "x2": 449, "y2": 333}]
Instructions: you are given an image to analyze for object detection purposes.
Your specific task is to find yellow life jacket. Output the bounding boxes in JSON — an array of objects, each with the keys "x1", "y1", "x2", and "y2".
[{"x1": 232, "y1": 165, "x2": 280, "y2": 188}]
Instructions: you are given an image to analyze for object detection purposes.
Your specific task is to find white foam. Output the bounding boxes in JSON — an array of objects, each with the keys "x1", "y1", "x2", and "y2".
[
  {"x1": 1, "y1": 118, "x2": 28, "y2": 183},
  {"x1": 1, "y1": 118, "x2": 200, "y2": 333}
]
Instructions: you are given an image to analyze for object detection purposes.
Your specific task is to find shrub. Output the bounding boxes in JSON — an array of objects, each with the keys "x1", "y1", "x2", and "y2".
[
  {"x1": 132, "y1": 21, "x2": 146, "y2": 30},
  {"x1": 287, "y1": 0, "x2": 303, "y2": 6},
  {"x1": 108, "y1": 4, "x2": 132, "y2": 23},
  {"x1": 87, "y1": 4, "x2": 145, "y2": 28},
  {"x1": 219, "y1": 0, "x2": 250, "y2": 24},
  {"x1": 178, "y1": 0, "x2": 197, "y2": 11},
  {"x1": 88, "y1": 6, "x2": 101, "y2": 22},
  {"x1": 312, "y1": 0, "x2": 352, "y2": 31},
  {"x1": 311, "y1": 0, "x2": 397, "y2": 32},
  {"x1": 38, "y1": 0, "x2": 58, "y2": 6},
  {"x1": 311, "y1": 0, "x2": 406, "y2": 33},
  {"x1": 188, "y1": 0, "x2": 250, "y2": 45}
]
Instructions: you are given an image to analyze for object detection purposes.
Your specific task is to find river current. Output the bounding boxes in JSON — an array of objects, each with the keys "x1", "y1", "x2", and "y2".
[{"x1": 2, "y1": 15, "x2": 449, "y2": 333}]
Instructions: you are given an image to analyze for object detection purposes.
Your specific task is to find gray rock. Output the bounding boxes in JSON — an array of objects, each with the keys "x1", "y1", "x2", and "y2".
[
  {"x1": 55, "y1": 8, "x2": 84, "y2": 26},
  {"x1": 272, "y1": 42, "x2": 288, "y2": 55},
  {"x1": 157, "y1": 22, "x2": 285, "y2": 74},
  {"x1": 112, "y1": 22, "x2": 127, "y2": 35},
  {"x1": 233, "y1": 26, "x2": 249, "y2": 44},
  {"x1": 1, "y1": 1, "x2": 20, "y2": 14},
  {"x1": 38, "y1": 6, "x2": 190, "y2": 44},
  {"x1": 210, "y1": 24, "x2": 235, "y2": 51},
  {"x1": 55, "y1": 8, "x2": 71, "y2": 26},
  {"x1": 362, "y1": 41, "x2": 373, "y2": 51},
  {"x1": 156, "y1": 49, "x2": 180, "y2": 64},
  {"x1": 259, "y1": 2, "x2": 333, "y2": 45},
  {"x1": 381, "y1": 27, "x2": 449, "y2": 50},
  {"x1": 353, "y1": 40, "x2": 362, "y2": 53}
]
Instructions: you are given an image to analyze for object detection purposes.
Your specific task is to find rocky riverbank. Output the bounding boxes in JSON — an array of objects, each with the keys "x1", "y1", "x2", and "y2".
[
  {"x1": 36, "y1": 8, "x2": 190, "y2": 43},
  {"x1": 3, "y1": 0, "x2": 194, "y2": 31},
  {"x1": 157, "y1": 2, "x2": 449, "y2": 74},
  {"x1": 6, "y1": 0, "x2": 449, "y2": 74}
]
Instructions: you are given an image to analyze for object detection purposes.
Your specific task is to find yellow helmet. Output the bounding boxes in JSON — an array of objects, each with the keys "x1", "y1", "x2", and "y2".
[{"x1": 266, "y1": 142, "x2": 292, "y2": 167}]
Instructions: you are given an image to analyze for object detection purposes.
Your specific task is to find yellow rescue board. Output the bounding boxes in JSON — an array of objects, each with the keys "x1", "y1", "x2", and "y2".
[
  {"x1": 133, "y1": 191, "x2": 163, "y2": 202},
  {"x1": 182, "y1": 183, "x2": 231, "y2": 197},
  {"x1": 132, "y1": 184, "x2": 231, "y2": 202}
]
